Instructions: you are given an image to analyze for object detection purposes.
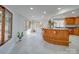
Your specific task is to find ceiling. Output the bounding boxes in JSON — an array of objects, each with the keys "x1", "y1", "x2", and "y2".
[{"x1": 5, "y1": 5, "x2": 79, "y2": 21}]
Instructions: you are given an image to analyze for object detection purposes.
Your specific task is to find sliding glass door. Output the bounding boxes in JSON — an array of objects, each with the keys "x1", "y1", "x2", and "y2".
[
  {"x1": 0, "y1": 13, "x2": 2, "y2": 44},
  {"x1": 0, "y1": 5, "x2": 12, "y2": 46},
  {"x1": 0, "y1": 7, "x2": 3, "y2": 45},
  {"x1": 5, "y1": 9, "x2": 12, "y2": 42}
]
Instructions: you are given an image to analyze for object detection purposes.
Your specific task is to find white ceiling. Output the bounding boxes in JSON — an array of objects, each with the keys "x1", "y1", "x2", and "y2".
[{"x1": 5, "y1": 5, "x2": 79, "y2": 21}]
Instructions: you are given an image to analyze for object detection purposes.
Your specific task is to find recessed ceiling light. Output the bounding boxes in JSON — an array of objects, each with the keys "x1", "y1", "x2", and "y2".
[
  {"x1": 43, "y1": 11, "x2": 46, "y2": 14},
  {"x1": 30, "y1": 7, "x2": 34, "y2": 10},
  {"x1": 32, "y1": 16, "x2": 34, "y2": 17},
  {"x1": 57, "y1": 8, "x2": 61, "y2": 10},
  {"x1": 72, "y1": 11, "x2": 75, "y2": 14}
]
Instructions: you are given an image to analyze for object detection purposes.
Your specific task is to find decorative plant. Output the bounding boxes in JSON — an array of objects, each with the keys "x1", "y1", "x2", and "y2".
[
  {"x1": 48, "y1": 20, "x2": 52, "y2": 28},
  {"x1": 48, "y1": 19, "x2": 55, "y2": 28},
  {"x1": 17, "y1": 32, "x2": 24, "y2": 41},
  {"x1": 51, "y1": 21, "x2": 55, "y2": 27}
]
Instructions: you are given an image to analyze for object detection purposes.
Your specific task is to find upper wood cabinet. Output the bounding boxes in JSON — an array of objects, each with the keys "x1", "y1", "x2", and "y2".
[
  {"x1": 64, "y1": 17, "x2": 79, "y2": 25},
  {"x1": 64, "y1": 17, "x2": 79, "y2": 36},
  {"x1": 64, "y1": 17, "x2": 75, "y2": 25},
  {"x1": 75, "y1": 17, "x2": 79, "y2": 25}
]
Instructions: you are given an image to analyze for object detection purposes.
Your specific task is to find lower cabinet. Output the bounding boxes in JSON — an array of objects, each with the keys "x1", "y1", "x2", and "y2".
[
  {"x1": 42, "y1": 29, "x2": 70, "y2": 46},
  {"x1": 68, "y1": 28, "x2": 79, "y2": 36},
  {"x1": 74, "y1": 28, "x2": 79, "y2": 36},
  {"x1": 68, "y1": 29, "x2": 74, "y2": 35}
]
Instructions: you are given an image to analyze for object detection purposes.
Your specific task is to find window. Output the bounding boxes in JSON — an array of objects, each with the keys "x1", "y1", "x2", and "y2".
[{"x1": 53, "y1": 19, "x2": 65, "y2": 28}]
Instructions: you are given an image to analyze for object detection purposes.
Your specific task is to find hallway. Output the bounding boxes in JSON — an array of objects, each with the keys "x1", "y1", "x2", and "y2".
[{"x1": 9, "y1": 28, "x2": 79, "y2": 54}]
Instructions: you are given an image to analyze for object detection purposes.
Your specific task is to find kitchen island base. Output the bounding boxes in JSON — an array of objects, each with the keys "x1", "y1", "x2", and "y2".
[{"x1": 42, "y1": 28, "x2": 70, "y2": 46}]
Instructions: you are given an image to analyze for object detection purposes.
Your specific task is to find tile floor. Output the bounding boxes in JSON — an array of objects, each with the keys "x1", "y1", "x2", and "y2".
[{"x1": 10, "y1": 29, "x2": 79, "y2": 54}]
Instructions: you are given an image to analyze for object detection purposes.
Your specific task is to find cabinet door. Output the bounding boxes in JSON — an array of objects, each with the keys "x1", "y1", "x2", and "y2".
[
  {"x1": 4, "y1": 9, "x2": 12, "y2": 42},
  {"x1": 68, "y1": 29, "x2": 74, "y2": 35},
  {"x1": 74, "y1": 28, "x2": 79, "y2": 36},
  {"x1": 65, "y1": 17, "x2": 75, "y2": 25},
  {"x1": 75, "y1": 17, "x2": 79, "y2": 25}
]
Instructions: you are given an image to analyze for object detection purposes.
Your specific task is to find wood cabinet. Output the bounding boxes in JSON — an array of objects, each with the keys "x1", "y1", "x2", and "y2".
[
  {"x1": 64, "y1": 17, "x2": 79, "y2": 35},
  {"x1": 64, "y1": 17, "x2": 79, "y2": 25},
  {"x1": 68, "y1": 29, "x2": 74, "y2": 35},
  {"x1": 64, "y1": 17, "x2": 75, "y2": 25},
  {"x1": 75, "y1": 17, "x2": 79, "y2": 25},
  {"x1": 42, "y1": 28, "x2": 69, "y2": 46},
  {"x1": 74, "y1": 28, "x2": 79, "y2": 36},
  {"x1": 65, "y1": 17, "x2": 79, "y2": 25},
  {"x1": 0, "y1": 5, "x2": 13, "y2": 46}
]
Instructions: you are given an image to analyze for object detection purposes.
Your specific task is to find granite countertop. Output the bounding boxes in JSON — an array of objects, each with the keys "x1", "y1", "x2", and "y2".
[
  {"x1": 43, "y1": 27, "x2": 68, "y2": 30},
  {"x1": 64, "y1": 25, "x2": 79, "y2": 28},
  {"x1": 52, "y1": 28, "x2": 68, "y2": 30},
  {"x1": 43, "y1": 25, "x2": 79, "y2": 30}
]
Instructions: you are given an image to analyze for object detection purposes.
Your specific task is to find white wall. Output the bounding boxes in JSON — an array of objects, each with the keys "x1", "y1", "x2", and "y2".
[
  {"x1": 12, "y1": 13, "x2": 26, "y2": 35},
  {"x1": 0, "y1": 7, "x2": 27, "y2": 54}
]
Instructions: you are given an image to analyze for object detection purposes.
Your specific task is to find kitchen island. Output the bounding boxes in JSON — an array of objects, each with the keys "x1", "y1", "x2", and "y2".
[{"x1": 42, "y1": 28, "x2": 70, "y2": 46}]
